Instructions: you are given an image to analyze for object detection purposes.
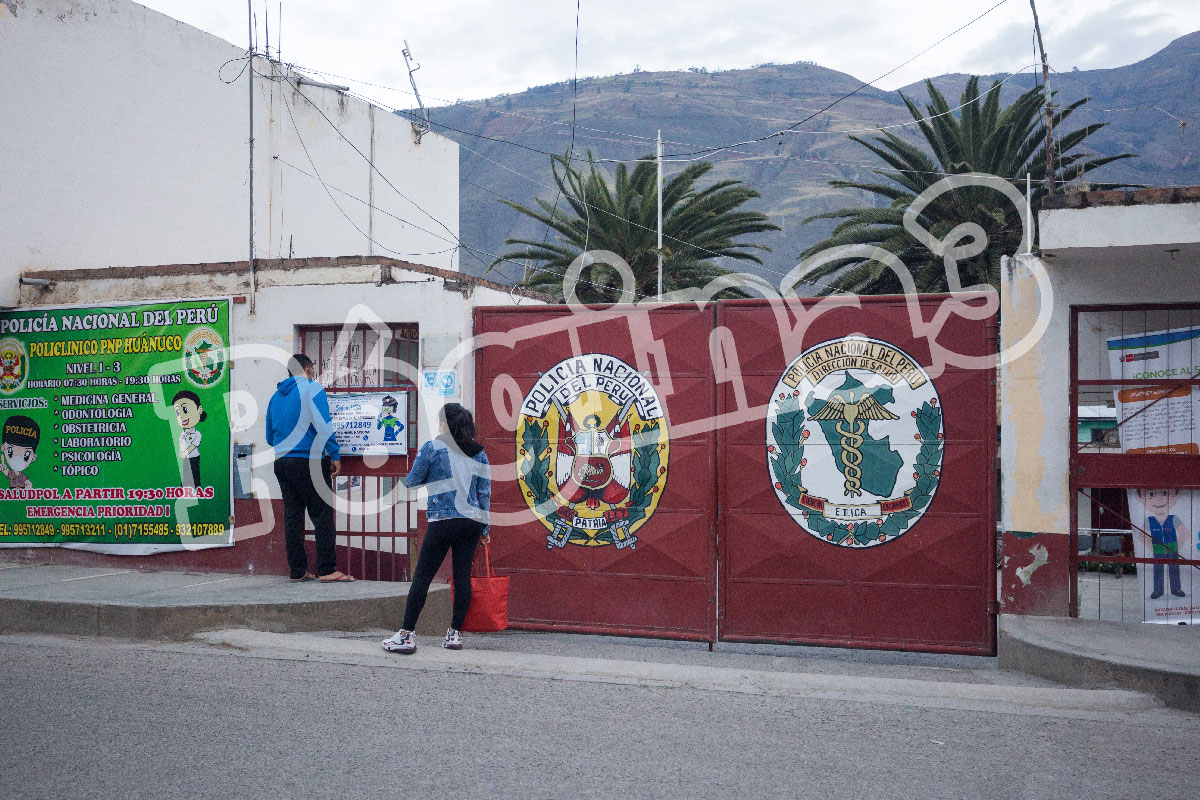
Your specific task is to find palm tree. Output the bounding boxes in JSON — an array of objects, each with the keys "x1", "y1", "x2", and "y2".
[
  {"x1": 491, "y1": 153, "x2": 780, "y2": 302},
  {"x1": 797, "y1": 77, "x2": 1135, "y2": 295}
]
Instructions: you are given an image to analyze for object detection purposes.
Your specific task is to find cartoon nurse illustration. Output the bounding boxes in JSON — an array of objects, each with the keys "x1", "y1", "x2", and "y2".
[
  {"x1": 1, "y1": 415, "x2": 40, "y2": 489},
  {"x1": 172, "y1": 390, "x2": 206, "y2": 487}
]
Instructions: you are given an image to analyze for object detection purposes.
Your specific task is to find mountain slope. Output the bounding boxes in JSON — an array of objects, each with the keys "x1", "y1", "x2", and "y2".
[{"x1": 416, "y1": 31, "x2": 1200, "y2": 288}]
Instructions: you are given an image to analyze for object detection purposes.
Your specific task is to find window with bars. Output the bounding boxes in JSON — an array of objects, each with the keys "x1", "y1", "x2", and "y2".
[{"x1": 299, "y1": 323, "x2": 419, "y2": 453}]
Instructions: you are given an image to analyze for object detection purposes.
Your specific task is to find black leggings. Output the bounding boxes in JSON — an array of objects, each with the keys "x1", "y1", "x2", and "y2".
[{"x1": 403, "y1": 517, "x2": 483, "y2": 631}]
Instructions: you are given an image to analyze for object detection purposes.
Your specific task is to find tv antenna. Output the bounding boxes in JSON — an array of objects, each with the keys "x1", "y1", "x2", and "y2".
[{"x1": 402, "y1": 40, "x2": 431, "y2": 143}]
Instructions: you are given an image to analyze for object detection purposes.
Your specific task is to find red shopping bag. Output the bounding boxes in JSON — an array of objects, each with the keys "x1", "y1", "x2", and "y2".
[{"x1": 458, "y1": 542, "x2": 509, "y2": 632}]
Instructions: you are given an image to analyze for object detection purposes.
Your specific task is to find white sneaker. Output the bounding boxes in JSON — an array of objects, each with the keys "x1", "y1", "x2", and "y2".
[
  {"x1": 382, "y1": 629, "x2": 415, "y2": 654},
  {"x1": 442, "y1": 628, "x2": 463, "y2": 650}
]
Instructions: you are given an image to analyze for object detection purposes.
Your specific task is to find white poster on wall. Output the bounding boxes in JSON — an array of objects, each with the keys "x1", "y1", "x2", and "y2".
[
  {"x1": 328, "y1": 392, "x2": 408, "y2": 456},
  {"x1": 1105, "y1": 325, "x2": 1200, "y2": 623}
]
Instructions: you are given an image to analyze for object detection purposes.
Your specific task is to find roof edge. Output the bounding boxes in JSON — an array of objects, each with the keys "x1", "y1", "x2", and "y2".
[
  {"x1": 1042, "y1": 186, "x2": 1200, "y2": 210},
  {"x1": 21, "y1": 255, "x2": 556, "y2": 303}
]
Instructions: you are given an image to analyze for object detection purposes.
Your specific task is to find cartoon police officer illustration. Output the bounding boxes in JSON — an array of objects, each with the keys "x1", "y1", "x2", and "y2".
[
  {"x1": 376, "y1": 395, "x2": 404, "y2": 443},
  {"x1": 0, "y1": 415, "x2": 40, "y2": 489}
]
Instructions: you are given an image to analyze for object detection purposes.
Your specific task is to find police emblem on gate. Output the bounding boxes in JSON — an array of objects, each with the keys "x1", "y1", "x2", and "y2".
[
  {"x1": 517, "y1": 354, "x2": 669, "y2": 550},
  {"x1": 766, "y1": 336, "x2": 944, "y2": 548}
]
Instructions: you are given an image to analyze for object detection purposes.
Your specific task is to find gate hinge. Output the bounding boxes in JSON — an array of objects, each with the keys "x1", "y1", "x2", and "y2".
[{"x1": 987, "y1": 600, "x2": 1000, "y2": 616}]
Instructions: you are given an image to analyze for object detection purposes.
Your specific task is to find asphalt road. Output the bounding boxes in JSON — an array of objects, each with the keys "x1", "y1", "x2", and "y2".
[{"x1": 1, "y1": 631, "x2": 1196, "y2": 800}]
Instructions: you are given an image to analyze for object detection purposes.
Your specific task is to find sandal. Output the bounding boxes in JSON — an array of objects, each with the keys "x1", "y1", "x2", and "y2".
[
  {"x1": 318, "y1": 571, "x2": 355, "y2": 583},
  {"x1": 289, "y1": 573, "x2": 316, "y2": 583}
]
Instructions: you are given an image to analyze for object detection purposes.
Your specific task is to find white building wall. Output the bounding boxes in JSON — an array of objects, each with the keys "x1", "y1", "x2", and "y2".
[
  {"x1": 1000, "y1": 206, "x2": 1200, "y2": 536},
  {"x1": 0, "y1": 0, "x2": 459, "y2": 307}
]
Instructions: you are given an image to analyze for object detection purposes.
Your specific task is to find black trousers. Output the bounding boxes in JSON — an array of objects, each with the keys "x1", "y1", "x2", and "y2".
[
  {"x1": 186, "y1": 455, "x2": 200, "y2": 487},
  {"x1": 402, "y1": 517, "x2": 483, "y2": 632},
  {"x1": 274, "y1": 457, "x2": 336, "y2": 579}
]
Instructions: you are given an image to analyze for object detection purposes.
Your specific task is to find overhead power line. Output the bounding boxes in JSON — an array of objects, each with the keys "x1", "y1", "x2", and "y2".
[
  {"x1": 1050, "y1": 67, "x2": 1194, "y2": 127},
  {"x1": 277, "y1": 91, "x2": 455, "y2": 259},
  {"x1": 659, "y1": 0, "x2": 1015, "y2": 159},
  {"x1": 282, "y1": 0, "x2": 1015, "y2": 163},
  {"x1": 535, "y1": 0, "x2": 585, "y2": 275},
  {"x1": 345, "y1": 70, "x2": 1153, "y2": 296},
  {"x1": 344, "y1": 88, "x2": 786, "y2": 274},
  {"x1": 278, "y1": 68, "x2": 652, "y2": 295},
  {"x1": 275, "y1": 153, "x2": 642, "y2": 296}
]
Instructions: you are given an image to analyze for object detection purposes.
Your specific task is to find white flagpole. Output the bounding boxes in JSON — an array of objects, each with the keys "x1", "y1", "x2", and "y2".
[{"x1": 657, "y1": 130, "x2": 663, "y2": 302}]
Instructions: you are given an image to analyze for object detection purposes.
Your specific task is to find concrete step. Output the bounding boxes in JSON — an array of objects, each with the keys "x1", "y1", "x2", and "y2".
[
  {"x1": 999, "y1": 613, "x2": 1200, "y2": 713},
  {"x1": 0, "y1": 564, "x2": 449, "y2": 639}
]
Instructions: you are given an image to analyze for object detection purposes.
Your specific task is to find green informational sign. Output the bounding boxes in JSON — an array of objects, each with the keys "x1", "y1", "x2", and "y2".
[{"x1": 0, "y1": 299, "x2": 232, "y2": 552}]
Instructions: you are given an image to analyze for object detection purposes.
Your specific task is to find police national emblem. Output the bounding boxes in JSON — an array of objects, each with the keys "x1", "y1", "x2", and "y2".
[
  {"x1": 517, "y1": 354, "x2": 669, "y2": 550},
  {"x1": 766, "y1": 336, "x2": 944, "y2": 548},
  {"x1": 0, "y1": 339, "x2": 29, "y2": 395}
]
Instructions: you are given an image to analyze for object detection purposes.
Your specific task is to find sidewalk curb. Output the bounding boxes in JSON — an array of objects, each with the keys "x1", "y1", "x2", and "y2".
[
  {"x1": 193, "y1": 629, "x2": 1161, "y2": 717},
  {"x1": 998, "y1": 617, "x2": 1200, "y2": 714},
  {"x1": 0, "y1": 586, "x2": 450, "y2": 640}
]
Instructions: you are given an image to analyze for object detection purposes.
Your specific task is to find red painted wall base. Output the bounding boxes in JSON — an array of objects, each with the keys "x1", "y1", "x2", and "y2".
[{"x1": 1000, "y1": 531, "x2": 1070, "y2": 615}]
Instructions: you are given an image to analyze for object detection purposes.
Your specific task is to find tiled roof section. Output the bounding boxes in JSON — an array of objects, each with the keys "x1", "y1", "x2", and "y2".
[
  {"x1": 22, "y1": 255, "x2": 556, "y2": 302},
  {"x1": 1042, "y1": 186, "x2": 1200, "y2": 210}
]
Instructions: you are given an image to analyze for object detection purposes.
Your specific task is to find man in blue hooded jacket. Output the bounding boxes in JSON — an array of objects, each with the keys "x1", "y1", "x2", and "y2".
[{"x1": 265, "y1": 354, "x2": 353, "y2": 582}]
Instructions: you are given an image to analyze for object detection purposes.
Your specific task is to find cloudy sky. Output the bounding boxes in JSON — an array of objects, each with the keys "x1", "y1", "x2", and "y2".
[{"x1": 141, "y1": 0, "x2": 1198, "y2": 108}]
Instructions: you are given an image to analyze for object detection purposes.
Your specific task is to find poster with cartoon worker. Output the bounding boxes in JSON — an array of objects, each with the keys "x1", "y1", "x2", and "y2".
[
  {"x1": 1, "y1": 415, "x2": 40, "y2": 489},
  {"x1": 376, "y1": 394, "x2": 404, "y2": 443},
  {"x1": 1107, "y1": 323, "x2": 1200, "y2": 622},
  {"x1": 172, "y1": 390, "x2": 206, "y2": 487},
  {"x1": 1137, "y1": 488, "x2": 1191, "y2": 600}
]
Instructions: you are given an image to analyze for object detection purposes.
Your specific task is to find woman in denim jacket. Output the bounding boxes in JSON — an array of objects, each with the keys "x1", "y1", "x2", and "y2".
[{"x1": 383, "y1": 403, "x2": 490, "y2": 653}]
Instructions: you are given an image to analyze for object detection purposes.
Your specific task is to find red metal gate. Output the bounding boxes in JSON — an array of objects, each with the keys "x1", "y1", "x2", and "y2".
[
  {"x1": 301, "y1": 323, "x2": 419, "y2": 581},
  {"x1": 716, "y1": 297, "x2": 996, "y2": 654},
  {"x1": 474, "y1": 305, "x2": 717, "y2": 640},
  {"x1": 474, "y1": 297, "x2": 996, "y2": 652}
]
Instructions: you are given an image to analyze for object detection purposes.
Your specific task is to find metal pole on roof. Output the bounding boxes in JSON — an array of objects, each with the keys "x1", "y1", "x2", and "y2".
[
  {"x1": 656, "y1": 130, "x2": 663, "y2": 303},
  {"x1": 1030, "y1": 0, "x2": 1055, "y2": 196},
  {"x1": 248, "y1": 0, "x2": 257, "y2": 313},
  {"x1": 1025, "y1": 173, "x2": 1033, "y2": 255},
  {"x1": 403, "y1": 41, "x2": 431, "y2": 144}
]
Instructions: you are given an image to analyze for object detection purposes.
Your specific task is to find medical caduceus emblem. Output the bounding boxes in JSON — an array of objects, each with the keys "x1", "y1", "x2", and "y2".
[
  {"x1": 808, "y1": 387, "x2": 900, "y2": 497},
  {"x1": 517, "y1": 353, "x2": 670, "y2": 551},
  {"x1": 766, "y1": 336, "x2": 944, "y2": 549}
]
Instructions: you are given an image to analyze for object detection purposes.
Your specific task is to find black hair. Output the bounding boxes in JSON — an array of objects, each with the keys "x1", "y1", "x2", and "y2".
[
  {"x1": 2, "y1": 415, "x2": 40, "y2": 450},
  {"x1": 1136, "y1": 488, "x2": 1180, "y2": 499},
  {"x1": 287, "y1": 353, "x2": 313, "y2": 377},
  {"x1": 171, "y1": 390, "x2": 208, "y2": 423},
  {"x1": 441, "y1": 403, "x2": 483, "y2": 457}
]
